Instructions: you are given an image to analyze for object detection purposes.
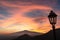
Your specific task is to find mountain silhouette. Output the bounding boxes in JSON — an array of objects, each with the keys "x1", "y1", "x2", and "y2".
[
  {"x1": 0, "y1": 30, "x2": 43, "y2": 40},
  {"x1": 33, "y1": 28, "x2": 60, "y2": 40},
  {"x1": 12, "y1": 30, "x2": 42, "y2": 40},
  {"x1": 10, "y1": 30, "x2": 43, "y2": 37},
  {"x1": 13, "y1": 34, "x2": 33, "y2": 40},
  {"x1": 44, "y1": 28, "x2": 60, "y2": 40},
  {"x1": 0, "y1": 29, "x2": 60, "y2": 40}
]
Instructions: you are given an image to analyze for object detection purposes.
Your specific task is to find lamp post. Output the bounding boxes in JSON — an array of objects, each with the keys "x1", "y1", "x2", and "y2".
[{"x1": 48, "y1": 10, "x2": 57, "y2": 40}]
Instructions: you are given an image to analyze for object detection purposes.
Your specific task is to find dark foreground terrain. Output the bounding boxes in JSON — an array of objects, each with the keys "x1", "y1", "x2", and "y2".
[{"x1": 0, "y1": 28, "x2": 60, "y2": 40}]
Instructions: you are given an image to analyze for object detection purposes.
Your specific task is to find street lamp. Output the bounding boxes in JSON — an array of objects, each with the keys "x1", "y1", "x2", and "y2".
[{"x1": 48, "y1": 10, "x2": 57, "y2": 40}]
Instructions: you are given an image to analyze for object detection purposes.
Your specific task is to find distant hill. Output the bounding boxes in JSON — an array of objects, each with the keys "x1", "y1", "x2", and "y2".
[
  {"x1": 0, "y1": 29, "x2": 60, "y2": 40},
  {"x1": 11, "y1": 30, "x2": 43, "y2": 40},
  {"x1": 44, "y1": 28, "x2": 60, "y2": 40},
  {"x1": 0, "y1": 30, "x2": 43, "y2": 40},
  {"x1": 33, "y1": 28, "x2": 60, "y2": 40},
  {"x1": 13, "y1": 34, "x2": 33, "y2": 40},
  {"x1": 10, "y1": 30, "x2": 43, "y2": 37}
]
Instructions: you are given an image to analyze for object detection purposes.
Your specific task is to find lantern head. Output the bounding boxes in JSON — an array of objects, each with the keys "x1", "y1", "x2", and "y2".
[{"x1": 48, "y1": 10, "x2": 57, "y2": 25}]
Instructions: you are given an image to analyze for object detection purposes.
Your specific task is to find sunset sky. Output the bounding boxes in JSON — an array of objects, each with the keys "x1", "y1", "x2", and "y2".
[{"x1": 0, "y1": 0, "x2": 60, "y2": 34}]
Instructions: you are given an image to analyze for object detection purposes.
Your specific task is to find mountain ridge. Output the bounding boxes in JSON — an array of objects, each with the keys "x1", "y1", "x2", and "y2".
[{"x1": 9, "y1": 30, "x2": 43, "y2": 37}]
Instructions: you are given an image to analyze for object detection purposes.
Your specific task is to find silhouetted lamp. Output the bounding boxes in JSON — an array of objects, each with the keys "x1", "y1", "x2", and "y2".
[
  {"x1": 48, "y1": 10, "x2": 57, "y2": 40},
  {"x1": 48, "y1": 11, "x2": 57, "y2": 25}
]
